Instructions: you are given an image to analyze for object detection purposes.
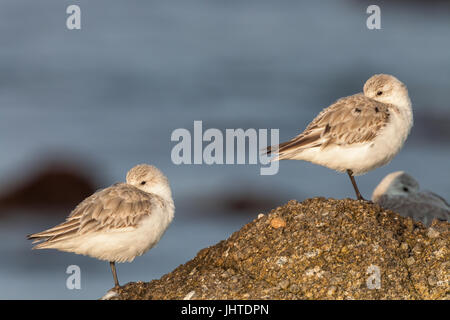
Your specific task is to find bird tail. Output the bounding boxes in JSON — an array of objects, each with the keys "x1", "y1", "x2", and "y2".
[
  {"x1": 263, "y1": 141, "x2": 301, "y2": 161},
  {"x1": 27, "y1": 220, "x2": 79, "y2": 249}
]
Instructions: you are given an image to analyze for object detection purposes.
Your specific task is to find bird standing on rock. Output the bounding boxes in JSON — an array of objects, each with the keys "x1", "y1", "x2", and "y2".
[
  {"x1": 267, "y1": 74, "x2": 413, "y2": 200},
  {"x1": 28, "y1": 164, "x2": 175, "y2": 289}
]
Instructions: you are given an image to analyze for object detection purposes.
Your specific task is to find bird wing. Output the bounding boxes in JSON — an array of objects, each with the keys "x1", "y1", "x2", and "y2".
[
  {"x1": 421, "y1": 191, "x2": 450, "y2": 209},
  {"x1": 267, "y1": 94, "x2": 393, "y2": 157},
  {"x1": 377, "y1": 194, "x2": 450, "y2": 226},
  {"x1": 27, "y1": 183, "x2": 164, "y2": 246}
]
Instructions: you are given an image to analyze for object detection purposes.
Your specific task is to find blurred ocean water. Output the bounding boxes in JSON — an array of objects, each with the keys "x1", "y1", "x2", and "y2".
[{"x1": 0, "y1": 0, "x2": 449, "y2": 299}]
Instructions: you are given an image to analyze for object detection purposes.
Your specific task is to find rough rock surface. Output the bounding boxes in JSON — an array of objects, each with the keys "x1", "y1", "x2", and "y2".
[{"x1": 112, "y1": 198, "x2": 449, "y2": 300}]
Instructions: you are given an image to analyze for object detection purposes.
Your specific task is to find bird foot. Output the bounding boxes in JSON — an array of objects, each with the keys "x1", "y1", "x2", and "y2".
[
  {"x1": 357, "y1": 195, "x2": 374, "y2": 204},
  {"x1": 357, "y1": 195, "x2": 366, "y2": 201}
]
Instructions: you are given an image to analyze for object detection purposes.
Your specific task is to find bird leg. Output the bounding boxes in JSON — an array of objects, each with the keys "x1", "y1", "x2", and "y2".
[
  {"x1": 346, "y1": 169, "x2": 365, "y2": 201},
  {"x1": 109, "y1": 261, "x2": 120, "y2": 288}
]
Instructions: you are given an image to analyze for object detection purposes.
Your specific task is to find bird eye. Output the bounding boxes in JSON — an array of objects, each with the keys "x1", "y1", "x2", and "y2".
[
  {"x1": 376, "y1": 91, "x2": 383, "y2": 96},
  {"x1": 140, "y1": 181, "x2": 146, "y2": 185},
  {"x1": 403, "y1": 187, "x2": 409, "y2": 192}
]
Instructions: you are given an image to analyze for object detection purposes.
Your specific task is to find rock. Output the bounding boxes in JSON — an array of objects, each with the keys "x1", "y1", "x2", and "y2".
[
  {"x1": 101, "y1": 290, "x2": 119, "y2": 300},
  {"x1": 427, "y1": 228, "x2": 440, "y2": 239},
  {"x1": 187, "y1": 187, "x2": 291, "y2": 216},
  {"x1": 0, "y1": 160, "x2": 97, "y2": 213},
  {"x1": 183, "y1": 290, "x2": 196, "y2": 300},
  {"x1": 275, "y1": 256, "x2": 288, "y2": 266},
  {"x1": 279, "y1": 279, "x2": 290, "y2": 290},
  {"x1": 270, "y1": 217, "x2": 286, "y2": 229},
  {"x1": 327, "y1": 285, "x2": 337, "y2": 297},
  {"x1": 110, "y1": 198, "x2": 449, "y2": 300},
  {"x1": 406, "y1": 257, "x2": 416, "y2": 266}
]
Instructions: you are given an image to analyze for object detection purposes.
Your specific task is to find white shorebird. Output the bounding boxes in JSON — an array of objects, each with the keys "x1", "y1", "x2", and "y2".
[
  {"x1": 28, "y1": 164, "x2": 175, "y2": 288},
  {"x1": 372, "y1": 171, "x2": 449, "y2": 226},
  {"x1": 267, "y1": 74, "x2": 413, "y2": 200}
]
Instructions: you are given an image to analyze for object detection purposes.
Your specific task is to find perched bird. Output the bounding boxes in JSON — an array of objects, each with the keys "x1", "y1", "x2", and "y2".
[
  {"x1": 267, "y1": 74, "x2": 413, "y2": 200},
  {"x1": 372, "y1": 171, "x2": 449, "y2": 226},
  {"x1": 28, "y1": 164, "x2": 175, "y2": 289}
]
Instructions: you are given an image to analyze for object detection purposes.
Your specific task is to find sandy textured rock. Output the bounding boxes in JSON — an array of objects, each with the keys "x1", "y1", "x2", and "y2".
[{"x1": 111, "y1": 198, "x2": 449, "y2": 300}]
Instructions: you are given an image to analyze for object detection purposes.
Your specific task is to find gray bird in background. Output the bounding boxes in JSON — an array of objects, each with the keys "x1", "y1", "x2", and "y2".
[{"x1": 372, "y1": 171, "x2": 449, "y2": 227}]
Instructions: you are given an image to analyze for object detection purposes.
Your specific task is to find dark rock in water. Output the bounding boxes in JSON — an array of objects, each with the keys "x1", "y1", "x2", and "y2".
[
  {"x1": 0, "y1": 162, "x2": 97, "y2": 213},
  {"x1": 187, "y1": 187, "x2": 291, "y2": 216},
  {"x1": 110, "y1": 198, "x2": 449, "y2": 300},
  {"x1": 218, "y1": 191, "x2": 286, "y2": 215}
]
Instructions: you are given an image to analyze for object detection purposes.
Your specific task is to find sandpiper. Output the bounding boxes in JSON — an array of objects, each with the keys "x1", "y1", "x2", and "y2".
[
  {"x1": 28, "y1": 164, "x2": 175, "y2": 289},
  {"x1": 267, "y1": 74, "x2": 413, "y2": 200}
]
